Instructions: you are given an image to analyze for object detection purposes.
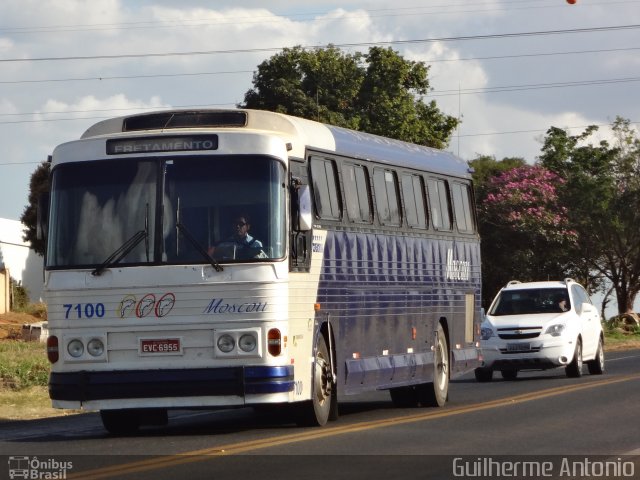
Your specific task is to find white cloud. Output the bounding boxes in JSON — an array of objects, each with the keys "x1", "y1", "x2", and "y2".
[{"x1": 1, "y1": 1, "x2": 639, "y2": 220}]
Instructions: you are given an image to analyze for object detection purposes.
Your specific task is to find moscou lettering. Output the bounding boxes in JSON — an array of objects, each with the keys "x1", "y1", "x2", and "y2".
[
  {"x1": 203, "y1": 298, "x2": 268, "y2": 314},
  {"x1": 445, "y1": 248, "x2": 471, "y2": 281}
]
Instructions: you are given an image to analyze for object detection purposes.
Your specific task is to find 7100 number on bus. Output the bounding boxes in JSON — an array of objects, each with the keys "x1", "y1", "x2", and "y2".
[{"x1": 63, "y1": 303, "x2": 106, "y2": 319}]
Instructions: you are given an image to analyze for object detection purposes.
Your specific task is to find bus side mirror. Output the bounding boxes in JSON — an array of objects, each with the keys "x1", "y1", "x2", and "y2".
[
  {"x1": 37, "y1": 192, "x2": 50, "y2": 241},
  {"x1": 297, "y1": 184, "x2": 312, "y2": 232}
]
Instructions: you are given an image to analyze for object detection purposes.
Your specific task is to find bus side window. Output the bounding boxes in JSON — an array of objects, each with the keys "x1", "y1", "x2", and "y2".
[
  {"x1": 401, "y1": 173, "x2": 428, "y2": 229},
  {"x1": 342, "y1": 163, "x2": 372, "y2": 224},
  {"x1": 451, "y1": 182, "x2": 476, "y2": 233},
  {"x1": 309, "y1": 157, "x2": 341, "y2": 220},
  {"x1": 427, "y1": 178, "x2": 452, "y2": 231},
  {"x1": 373, "y1": 168, "x2": 401, "y2": 227}
]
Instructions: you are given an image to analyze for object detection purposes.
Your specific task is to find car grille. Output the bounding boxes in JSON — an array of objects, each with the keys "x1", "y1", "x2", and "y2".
[
  {"x1": 499, "y1": 346, "x2": 541, "y2": 354},
  {"x1": 497, "y1": 327, "x2": 541, "y2": 340}
]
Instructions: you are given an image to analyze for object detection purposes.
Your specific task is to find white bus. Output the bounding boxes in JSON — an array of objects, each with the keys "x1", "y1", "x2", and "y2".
[{"x1": 44, "y1": 109, "x2": 482, "y2": 433}]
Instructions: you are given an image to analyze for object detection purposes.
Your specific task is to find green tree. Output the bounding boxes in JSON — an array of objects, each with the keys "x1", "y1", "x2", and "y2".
[
  {"x1": 469, "y1": 155, "x2": 526, "y2": 201},
  {"x1": 20, "y1": 161, "x2": 50, "y2": 257},
  {"x1": 240, "y1": 45, "x2": 458, "y2": 148},
  {"x1": 539, "y1": 117, "x2": 640, "y2": 314}
]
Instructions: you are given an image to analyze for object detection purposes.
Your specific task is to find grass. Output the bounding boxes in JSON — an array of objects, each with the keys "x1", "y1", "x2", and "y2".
[
  {"x1": 602, "y1": 324, "x2": 640, "y2": 351},
  {"x1": 0, "y1": 341, "x2": 50, "y2": 389},
  {"x1": 0, "y1": 340, "x2": 84, "y2": 421}
]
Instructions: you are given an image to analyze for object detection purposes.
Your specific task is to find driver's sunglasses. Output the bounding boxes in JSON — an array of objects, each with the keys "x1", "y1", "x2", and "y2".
[{"x1": 235, "y1": 221, "x2": 247, "y2": 227}]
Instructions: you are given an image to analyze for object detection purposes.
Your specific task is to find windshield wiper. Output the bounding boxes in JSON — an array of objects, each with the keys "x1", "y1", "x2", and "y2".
[
  {"x1": 92, "y1": 204, "x2": 150, "y2": 276},
  {"x1": 91, "y1": 229, "x2": 147, "y2": 276},
  {"x1": 176, "y1": 222, "x2": 224, "y2": 272}
]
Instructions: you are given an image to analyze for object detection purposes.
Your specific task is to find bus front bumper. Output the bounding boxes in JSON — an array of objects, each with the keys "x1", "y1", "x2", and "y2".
[{"x1": 49, "y1": 365, "x2": 294, "y2": 409}]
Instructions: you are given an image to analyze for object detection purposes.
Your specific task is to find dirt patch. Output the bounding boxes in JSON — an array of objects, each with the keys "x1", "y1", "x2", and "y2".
[
  {"x1": 604, "y1": 338, "x2": 640, "y2": 351},
  {"x1": 0, "y1": 312, "x2": 41, "y2": 340}
]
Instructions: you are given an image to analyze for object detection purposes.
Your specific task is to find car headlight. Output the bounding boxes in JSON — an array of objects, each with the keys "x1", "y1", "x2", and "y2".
[
  {"x1": 481, "y1": 326, "x2": 494, "y2": 341},
  {"x1": 545, "y1": 324, "x2": 565, "y2": 337},
  {"x1": 217, "y1": 334, "x2": 235, "y2": 353}
]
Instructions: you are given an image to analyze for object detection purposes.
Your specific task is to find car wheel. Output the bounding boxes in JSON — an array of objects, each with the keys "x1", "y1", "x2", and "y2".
[
  {"x1": 474, "y1": 367, "x2": 493, "y2": 382},
  {"x1": 566, "y1": 338, "x2": 583, "y2": 378},
  {"x1": 500, "y1": 370, "x2": 518, "y2": 381},
  {"x1": 587, "y1": 337, "x2": 605, "y2": 375}
]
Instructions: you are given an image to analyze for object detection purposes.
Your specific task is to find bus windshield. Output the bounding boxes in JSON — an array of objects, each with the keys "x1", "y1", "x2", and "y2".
[{"x1": 46, "y1": 155, "x2": 286, "y2": 268}]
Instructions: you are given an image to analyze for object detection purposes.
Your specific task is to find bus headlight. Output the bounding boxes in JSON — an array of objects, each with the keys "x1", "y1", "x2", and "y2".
[
  {"x1": 67, "y1": 339, "x2": 84, "y2": 358},
  {"x1": 217, "y1": 334, "x2": 235, "y2": 353},
  {"x1": 87, "y1": 338, "x2": 105, "y2": 357},
  {"x1": 238, "y1": 333, "x2": 257, "y2": 352}
]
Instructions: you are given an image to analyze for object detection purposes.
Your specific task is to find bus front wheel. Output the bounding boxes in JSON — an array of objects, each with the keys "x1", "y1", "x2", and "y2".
[
  {"x1": 296, "y1": 332, "x2": 336, "y2": 426},
  {"x1": 100, "y1": 409, "x2": 141, "y2": 435},
  {"x1": 100, "y1": 408, "x2": 167, "y2": 435}
]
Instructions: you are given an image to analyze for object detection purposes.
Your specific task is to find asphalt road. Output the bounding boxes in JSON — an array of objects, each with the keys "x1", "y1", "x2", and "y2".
[{"x1": 2, "y1": 348, "x2": 639, "y2": 480}]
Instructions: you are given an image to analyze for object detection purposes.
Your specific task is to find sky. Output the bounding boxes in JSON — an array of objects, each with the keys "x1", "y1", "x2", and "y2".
[{"x1": 1, "y1": 0, "x2": 639, "y2": 222}]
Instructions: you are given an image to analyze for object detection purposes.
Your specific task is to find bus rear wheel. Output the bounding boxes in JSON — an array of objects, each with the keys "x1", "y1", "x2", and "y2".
[
  {"x1": 418, "y1": 323, "x2": 449, "y2": 407},
  {"x1": 296, "y1": 332, "x2": 336, "y2": 426}
]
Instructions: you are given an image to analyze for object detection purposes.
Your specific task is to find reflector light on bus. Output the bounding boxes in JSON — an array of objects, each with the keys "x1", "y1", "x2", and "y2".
[
  {"x1": 47, "y1": 336, "x2": 59, "y2": 363},
  {"x1": 267, "y1": 328, "x2": 281, "y2": 356}
]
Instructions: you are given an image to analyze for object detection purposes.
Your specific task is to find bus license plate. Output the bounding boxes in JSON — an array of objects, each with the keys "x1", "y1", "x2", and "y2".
[
  {"x1": 139, "y1": 338, "x2": 183, "y2": 355},
  {"x1": 507, "y1": 342, "x2": 530, "y2": 352}
]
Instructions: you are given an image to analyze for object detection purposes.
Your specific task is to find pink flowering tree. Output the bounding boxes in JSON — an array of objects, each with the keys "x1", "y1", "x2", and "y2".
[
  {"x1": 473, "y1": 160, "x2": 577, "y2": 301},
  {"x1": 482, "y1": 166, "x2": 576, "y2": 242}
]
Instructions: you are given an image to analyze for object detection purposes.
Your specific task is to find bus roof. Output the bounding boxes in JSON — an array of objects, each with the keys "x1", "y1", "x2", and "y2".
[{"x1": 80, "y1": 109, "x2": 472, "y2": 179}]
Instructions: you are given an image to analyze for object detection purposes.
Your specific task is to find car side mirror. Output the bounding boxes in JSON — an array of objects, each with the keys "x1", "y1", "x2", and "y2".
[{"x1": 580, "y1": 302, "x2": 596, "y2": 315}]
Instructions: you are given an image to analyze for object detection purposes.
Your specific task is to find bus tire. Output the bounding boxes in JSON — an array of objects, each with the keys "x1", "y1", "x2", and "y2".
[
  {"x1": 390, "y1": 386, "x2": 419, "y2": 407},
  {"x1": 100, "y1": 409, "x2": 141, "y2": 435},
  {"x1": 474, "y1": 367, "x2": 493, "y2": 382},
  {"x1": 418, "y1": 323, "x2": 449, "y2": 407},
  {"x1": 296, "y1": 332, "x2": 334, "y2": 426}
]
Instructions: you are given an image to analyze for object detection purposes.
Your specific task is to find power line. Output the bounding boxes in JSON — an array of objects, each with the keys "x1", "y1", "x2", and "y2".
[
  {"x1": 3, "y1": 46, "x2": 640, "y2": 87},
  {"x1": 0, "y1": 102, "x2": 238, "y2": 123},
  {"x1": 1, "y1": 1, "x2": 638, "y2": 35},
  {"x1": 2, "y1": 73, "x2": 638, "y2": 121},
  {"x1": 2, "y1": 24, "x2": 639, "y2": 63},
  {"x1": 452, "y1": 122, "x2": 640, "y2": 139},
  {"x1": 0, "y1": 70, "x2": 254, "y2": 86},
  {"x1": 427, "y1": 75, "x2": 640, "y2": 97}
]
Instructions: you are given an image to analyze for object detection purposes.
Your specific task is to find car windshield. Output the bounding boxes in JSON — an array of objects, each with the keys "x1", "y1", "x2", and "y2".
[
  {"x1": 489, "y1": 288, "x2": 570, "y2": 315},
  {"x1": 46, "y1": 155, "x2": 286, "y2": 268}
]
